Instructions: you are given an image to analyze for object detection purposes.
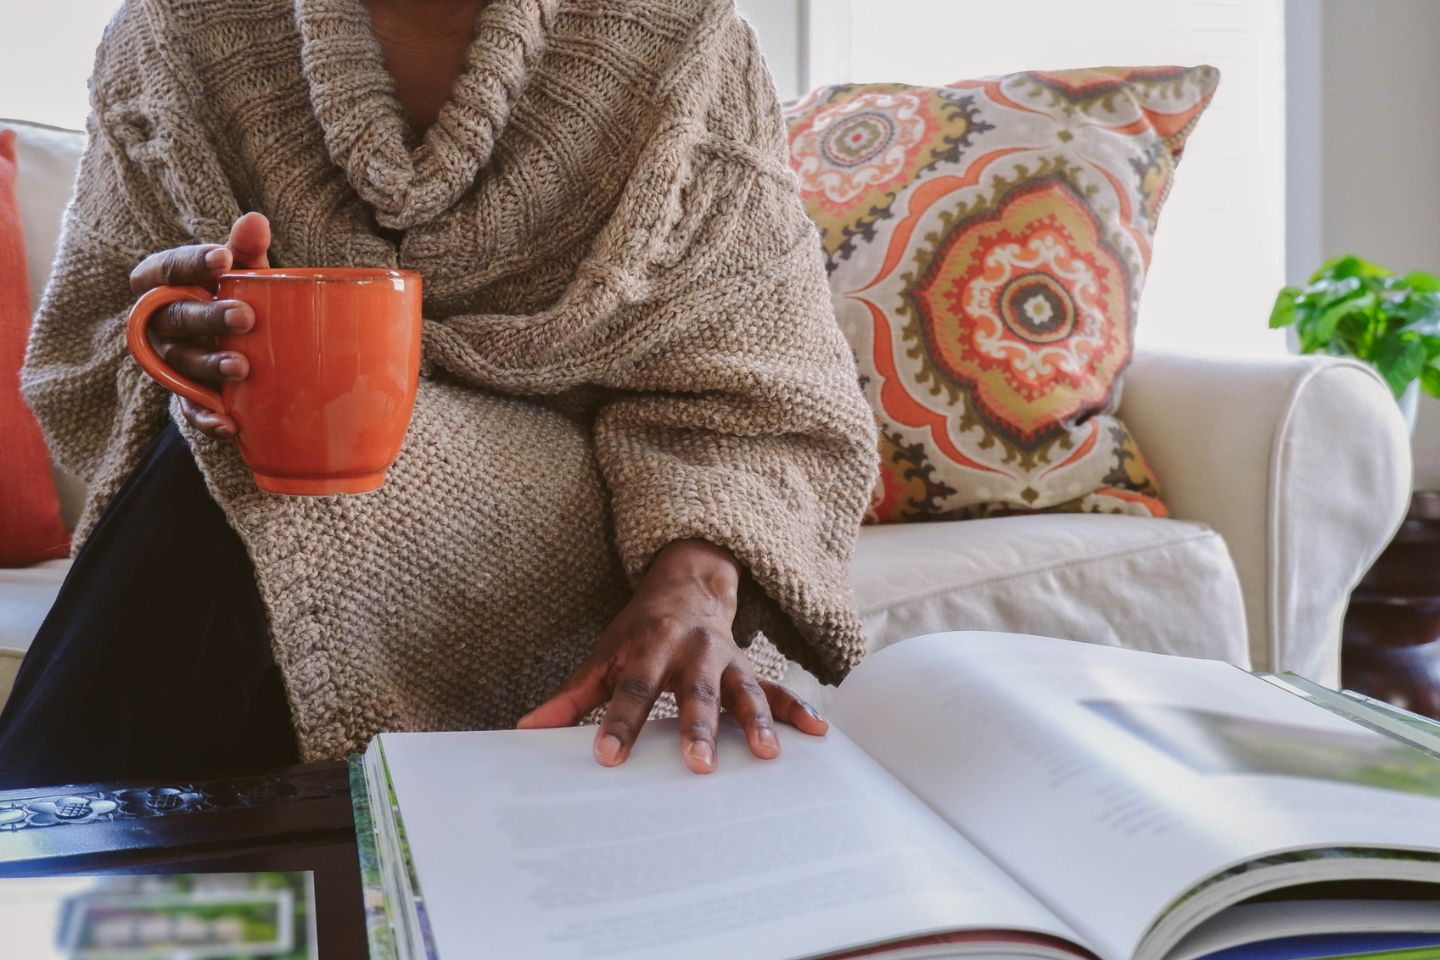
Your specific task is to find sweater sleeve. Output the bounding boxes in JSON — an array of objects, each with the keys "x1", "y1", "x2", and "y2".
[
  {"x1": 590, "y1": 14, "x2": 879, "y2": 684},
  {"x1": 20, "y1": 8, "x2": 221, "y2": 545}
]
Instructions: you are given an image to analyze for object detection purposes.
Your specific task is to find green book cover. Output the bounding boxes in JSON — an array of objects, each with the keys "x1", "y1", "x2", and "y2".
[
  {"x1": 354, "y1": 737, "x2": 443, "y2": 960},
  {"x1": 350, "y1": 755, "x2": 398, "y2": 960},
  {"x1": 1323, "y1": 949, "x2": 1440, "y2": 960},
  {"x1": 1257, "y1": 673, "x2": 1440, "y2": 762}
]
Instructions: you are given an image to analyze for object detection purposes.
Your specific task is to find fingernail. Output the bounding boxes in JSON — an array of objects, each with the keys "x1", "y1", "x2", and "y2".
[
  {"x1": 215, "y1": 425, "x2": 236, "y2": 440},
  {"x1": 685, "y1": 740, "x2": 714, "y2": 770},
  {"x1": 218, "y1": 356, "x2": 244, "y2": 379},
  {"x1": 803, "y1": 704, "x2": 825, "y2": 722},
  {"x1": 223, "y1": 305, "x2": 251, "y2": 331},
  {"x1": 595, "y1": 734, "x2": 623, "y2": 765},
  {"x1": 205, "y1": 247, "x2": 229, "y2": 270},
  {"x1": 757, "y1": 726, "x2": 779, "y2": 753}
]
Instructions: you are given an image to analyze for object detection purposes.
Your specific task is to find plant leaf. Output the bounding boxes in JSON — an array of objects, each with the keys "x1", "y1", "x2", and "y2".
[
  {"x1": 1283, "y1": 256, "x2": 1440, "y2": 374},
  {"x1": 1315, "y1": 255, "x2": 1390, "y2": 283},
  {"x1": 1397, "y1": 292, "x2": 1440, "y2": 335},
  {"x1": 1333, "y1": 309, "x2": 1372, "y2": 356},
  {"x1": 1373, "y1": 332, "x2": 1427, "y2": 398},
  {"x1": 1303, "y1": 277, "x2": 1364, "y2": 306},
  {"x1": 1399, "y1": 271, "x2": 1440, "y2": 293},
  {"x1": 1269, "y1": 288, "x2": 1299, "y2": 329},
  {"x1": 1315, "y1": 292, "x2": 1378, "y2": 345}
]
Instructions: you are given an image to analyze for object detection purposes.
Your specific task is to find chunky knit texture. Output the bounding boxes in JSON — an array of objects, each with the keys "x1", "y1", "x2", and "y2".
[{"x1": 21, "y1": 0, "x2": 878, "y2": 760}]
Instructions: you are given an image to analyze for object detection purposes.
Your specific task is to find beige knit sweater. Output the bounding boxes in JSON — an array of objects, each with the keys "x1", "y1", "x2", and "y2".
[{"x1": 21, "y1": 0, "x2": 878, "y2": 759}]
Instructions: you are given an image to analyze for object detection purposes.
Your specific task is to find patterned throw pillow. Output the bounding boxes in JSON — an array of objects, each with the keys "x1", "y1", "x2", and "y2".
[{"x1": 785, "y1": 66, "x2": 1219, "y2": 523}]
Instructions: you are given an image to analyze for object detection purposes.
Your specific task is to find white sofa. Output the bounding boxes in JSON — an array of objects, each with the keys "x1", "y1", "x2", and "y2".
[{"x1": 0, "y1": 118, "x2": 1414, "y2": 714}]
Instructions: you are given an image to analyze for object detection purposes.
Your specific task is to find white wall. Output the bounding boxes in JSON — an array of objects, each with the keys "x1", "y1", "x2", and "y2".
[
  {"x1": 1318, "y1": 0, "x2": 1440, "y2": 488},
  {"x1": 736, "y1": 0, "x2": 806, "y2": 100},
  {"x1": 0, "y1": 1, "x2": 118, "y2": 129}
]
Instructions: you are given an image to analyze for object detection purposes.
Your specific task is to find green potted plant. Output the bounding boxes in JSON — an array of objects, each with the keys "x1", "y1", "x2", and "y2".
[{"x1": 1271, "y1": 255, "x2": 1440, "y2": 431}]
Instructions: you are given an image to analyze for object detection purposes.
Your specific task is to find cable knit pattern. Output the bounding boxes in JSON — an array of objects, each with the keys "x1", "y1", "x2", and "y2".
[{"x1": 20, "y1": 0, "x2": 878, "y2": 759}]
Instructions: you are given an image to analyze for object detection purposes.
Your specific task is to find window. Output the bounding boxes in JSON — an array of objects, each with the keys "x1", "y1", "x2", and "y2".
[
  {"x1": 0, "y1": 1, "x2": 120, "y2": 131},
  {"x1": 7, "y1": 1, "x2": 1290, "y2": 358},
  {"x1": 735, "y1": 0, "x2": 808, "y2": 101},
  {"x1": 747, "y1": 0, "x2": 1291, "y2": 357}
]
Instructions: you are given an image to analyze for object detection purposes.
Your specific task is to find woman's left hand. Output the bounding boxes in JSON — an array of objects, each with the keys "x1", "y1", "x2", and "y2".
[{"x1": 517, "y1": 539, "x2": 828, "y2": 773}]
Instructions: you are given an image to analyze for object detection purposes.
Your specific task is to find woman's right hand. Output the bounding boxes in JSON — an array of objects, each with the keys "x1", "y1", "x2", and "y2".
[{"x1": 127, "y1": 212, "x2": 272, "y2": 439}]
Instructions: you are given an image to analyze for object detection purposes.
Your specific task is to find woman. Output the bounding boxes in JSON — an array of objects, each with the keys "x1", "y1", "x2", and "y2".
[{"x1": 0, "y1": 0, "x2": 876, "y2": 787}]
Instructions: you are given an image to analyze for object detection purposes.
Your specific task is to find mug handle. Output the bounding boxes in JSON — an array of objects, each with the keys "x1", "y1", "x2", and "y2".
[{"x1": 125, "y1": 285, "x2": 227, "y2": 415}]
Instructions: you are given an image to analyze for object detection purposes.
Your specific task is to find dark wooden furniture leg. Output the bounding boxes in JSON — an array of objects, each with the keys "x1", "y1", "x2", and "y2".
[{"x1": 1343, "y1": 492, "x2": 1440, "y2": 719}]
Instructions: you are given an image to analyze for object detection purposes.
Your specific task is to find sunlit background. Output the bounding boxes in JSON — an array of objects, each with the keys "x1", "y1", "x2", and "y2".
[
  {"x1": 4, "y1": 0, "x2": 1440, "y2": 477},
  {"x1": 744, "y1": 0, "x2": 1289, "y2": 361}
]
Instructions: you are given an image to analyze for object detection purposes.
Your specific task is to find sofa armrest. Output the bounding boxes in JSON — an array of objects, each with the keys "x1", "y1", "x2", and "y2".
[{"x1": 1118, "y1": 351, "x2": 1411, "y2": 684}]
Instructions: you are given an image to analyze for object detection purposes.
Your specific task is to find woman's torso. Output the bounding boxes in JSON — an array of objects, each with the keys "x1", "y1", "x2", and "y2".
[{"x1": 166, "y1": 0, "x2": 683, "y2": 328}]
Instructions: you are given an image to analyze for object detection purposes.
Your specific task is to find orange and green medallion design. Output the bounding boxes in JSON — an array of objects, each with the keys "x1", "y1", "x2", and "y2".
[
  {"x1": 786, "y1": 66, "x2": 1219, "y2": 523},
  {"x1": 788, "y1": 84, "x2": 987, "y2": 266}
]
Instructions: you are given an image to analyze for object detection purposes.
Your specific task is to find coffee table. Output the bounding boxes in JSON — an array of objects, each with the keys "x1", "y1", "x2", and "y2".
[{"x1": 0, "y1": 762, "x2": 367, "y2": 954}]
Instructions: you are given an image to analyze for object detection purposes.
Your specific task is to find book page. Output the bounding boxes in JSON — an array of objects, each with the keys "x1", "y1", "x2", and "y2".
[
  {"x1": 828, "y1": 633, "x2": 1440, "y2": 960},
  {"x1": 376, "y1": 719, "x2": 1087, "y2": 960},
  {"x1": 1169, "y1": 899, "x2": 1440, "y2": 960}
]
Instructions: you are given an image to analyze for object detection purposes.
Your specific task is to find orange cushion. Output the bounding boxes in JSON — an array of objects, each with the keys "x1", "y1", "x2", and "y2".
[
  {"x1": 0, "y1": 127, "x2": 69, "y2": 566},
  {"x1": 786, "y1": 67, "x2": 1219, "y2": 523}
]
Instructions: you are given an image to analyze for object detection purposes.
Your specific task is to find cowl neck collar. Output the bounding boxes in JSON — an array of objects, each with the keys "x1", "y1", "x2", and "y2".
[{"x1": 294, "y1": 0, "x2": 560, "y2": 229}]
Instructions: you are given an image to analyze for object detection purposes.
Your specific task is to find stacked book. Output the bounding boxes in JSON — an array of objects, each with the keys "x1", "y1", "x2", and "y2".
[{"x1": 352, "y1": 632, "x2": 1440, "y2": 960}]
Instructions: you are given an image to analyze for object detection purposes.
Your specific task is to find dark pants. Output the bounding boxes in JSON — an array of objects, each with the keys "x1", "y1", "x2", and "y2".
[{"x1": 0, "y1": 423, "x2": 299, "y2": 789}]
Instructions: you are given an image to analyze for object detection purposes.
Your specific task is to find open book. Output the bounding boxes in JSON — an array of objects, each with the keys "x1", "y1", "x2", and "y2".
[{"x1": 350, "y1": 633, "x2": 1440, "y2": 960}]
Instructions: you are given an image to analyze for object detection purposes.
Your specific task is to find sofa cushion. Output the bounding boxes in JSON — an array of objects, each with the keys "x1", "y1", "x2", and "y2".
[
  {"x1": 0, "y1": 517, "x2": 1246, "y2": 717},
  {"x1": 0, "y1": 127, "x2": 70, "y2": 566},
  {"x1": 0, "y1": 558, "x2": 70, "y2": 707},
  {"x1": 785, "y1": 514, "x2": 1249, "y2": 708},
  {"x1": 785, "y1": 68, "x2": 1219, "y2": 523},
  {"x1": 7, "y1": 119, "x2": 88, "y2": 531},
  {"x1": 6, "y1": 118, "x2": 85, "y2": 314}
]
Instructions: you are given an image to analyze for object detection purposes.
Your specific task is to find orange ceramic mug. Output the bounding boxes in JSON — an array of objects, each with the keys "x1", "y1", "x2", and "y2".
[{"x1": 126, "y1": 268, "x2": 423, "y2": 496}]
